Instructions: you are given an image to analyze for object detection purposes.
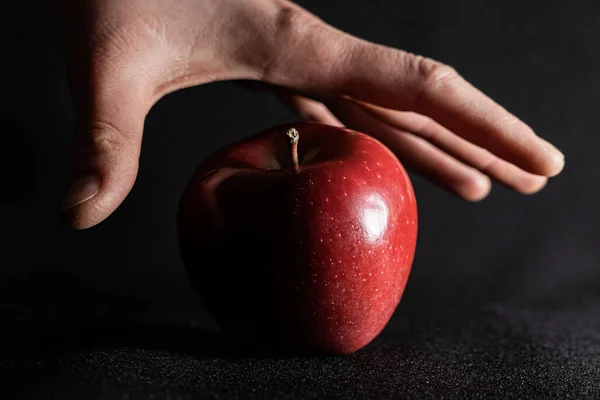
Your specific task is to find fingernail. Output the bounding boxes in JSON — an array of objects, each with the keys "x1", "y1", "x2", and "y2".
[{"x1": 61, "y1": 174, "x2": 101, "y2": 211}]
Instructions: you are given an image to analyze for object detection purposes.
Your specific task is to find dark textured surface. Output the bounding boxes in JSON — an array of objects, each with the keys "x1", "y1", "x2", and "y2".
[
  {"x1": 3, "y1": 303, "x2": 600, "y2": 399},
  {"x1": 1, "y1": 0, "x2": 599, "y2": 398}
]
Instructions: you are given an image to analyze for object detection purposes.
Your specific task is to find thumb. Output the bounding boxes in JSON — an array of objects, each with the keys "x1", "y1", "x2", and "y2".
[{"x1": 60, "y1": 61, "x2": 154, "y2": 230}]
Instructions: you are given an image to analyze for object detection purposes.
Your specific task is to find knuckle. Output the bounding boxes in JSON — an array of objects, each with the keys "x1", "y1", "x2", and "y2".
[
  {"x1": 418, "y1": 57, "x2": 459, "y2": 86},
  {"x1": 258, "y1": 5, "x2": 325, "y2": 81},
  {"x1": 76, "y1": 122, "x2": 137, "y2": 169},
  {"x1": 89, "y1": 122, "x2": 125, "y2": 154},
  {"x1": 273, "y1": 5, "x2": 307, "y2": 36},
  {"x1": 411, "y1": 55, "x2": 461, "y2": 105},
  {"x1": 406, "y1": 53, "x2": 461, "y2": 113},
  {"x1": 477, "y1": 156, "x2": 498, "y2": 175},
  {"x1": 419, "y1": 58, "x2": 460, "y2": 90},
  {"x1": 412, "y1": 116, "x2": 436, "y2": 140}
]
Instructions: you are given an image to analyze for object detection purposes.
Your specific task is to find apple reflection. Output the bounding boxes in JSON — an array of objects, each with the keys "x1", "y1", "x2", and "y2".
[{"x1": 361, "y1": 193, "x2": 388, "y2": 243}]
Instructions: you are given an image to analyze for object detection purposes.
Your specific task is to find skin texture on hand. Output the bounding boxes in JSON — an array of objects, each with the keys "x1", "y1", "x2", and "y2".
[{"x1": 55, "y1": 0, "x2": 565, "y2": 230}]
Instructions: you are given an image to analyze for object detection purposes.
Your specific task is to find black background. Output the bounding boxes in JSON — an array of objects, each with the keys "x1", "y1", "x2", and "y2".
[{"x1": 1, "y1": 0, "x2": 599, "y2": 398}]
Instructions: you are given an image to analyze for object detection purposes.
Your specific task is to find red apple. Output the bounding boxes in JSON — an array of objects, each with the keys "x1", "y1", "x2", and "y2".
[{"x1": 177, "y1": 122, "x2": 418, "y2": 354}]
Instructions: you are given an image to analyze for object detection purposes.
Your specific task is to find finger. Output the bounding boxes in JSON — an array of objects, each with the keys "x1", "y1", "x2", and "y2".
[
  {"x1": 60, "y1": 58, "x2": 154, "y2": 230},
  {"x1": 343, "y1": 99, "x2": 548, "y2": 194},
  {"x1": 259, "y1": 7, "x2": 564, "y2": 177},
  {"x1": 256, "y1": 82, "x2": 494, "y2": 200},
  {"x1": 326, "y1": 98, "x2": 492, "y2": 201},
  {"x1": 275, "y1": 90, "x2": 344, "y2": 127}
]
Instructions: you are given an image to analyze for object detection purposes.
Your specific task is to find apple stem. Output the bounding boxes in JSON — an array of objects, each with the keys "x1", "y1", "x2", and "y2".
[{"x1": 286, "y1": 128, "x2": 300, "y2": 173}]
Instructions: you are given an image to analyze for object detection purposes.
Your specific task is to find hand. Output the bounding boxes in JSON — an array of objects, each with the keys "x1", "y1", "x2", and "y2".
[{"x1": 55, "y1": 0, "x2": 565, "y2": 230}]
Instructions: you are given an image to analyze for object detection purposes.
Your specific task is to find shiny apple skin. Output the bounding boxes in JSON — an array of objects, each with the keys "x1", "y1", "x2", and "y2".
[{"x1": 177, "y1": 122, "x2": 418, "y2": 355}]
